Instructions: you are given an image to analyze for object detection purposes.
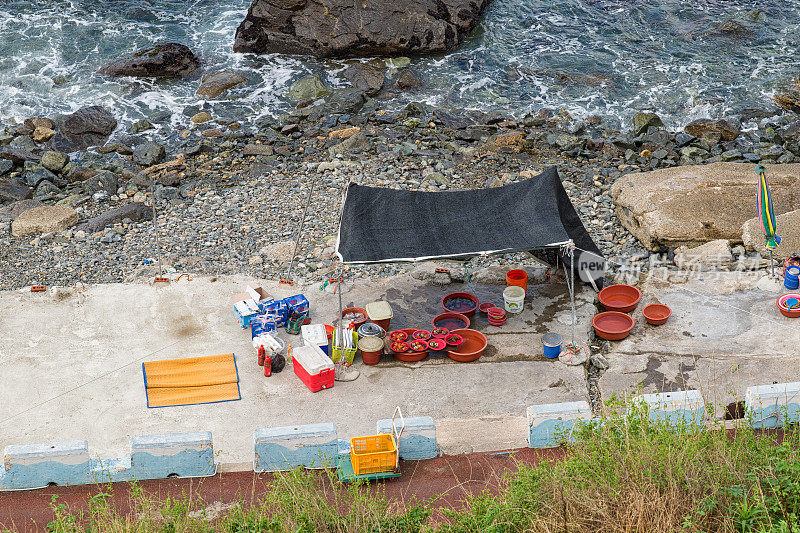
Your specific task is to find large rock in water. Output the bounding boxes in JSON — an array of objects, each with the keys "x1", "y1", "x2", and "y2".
[
  {"x1": 611, "y1": 162, "x2": 800, "y2": 251},
  {"x1": 98, "y1": 43, "x2": 199, "y2": 78},
  {"x1": 233, "y1": 0, "x2": 492, "y2": 57},
  {"x1": 55, "y1": 106, "x2": 117, "y2": 151}
]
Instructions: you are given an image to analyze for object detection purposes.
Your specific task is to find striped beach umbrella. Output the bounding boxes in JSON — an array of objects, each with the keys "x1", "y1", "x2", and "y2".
[{"x1": 756, "y1": 163, "x2": 781, "y2": 251}]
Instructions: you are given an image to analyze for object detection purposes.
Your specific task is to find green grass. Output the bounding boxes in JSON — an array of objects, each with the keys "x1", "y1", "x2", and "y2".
[{"x1": 34, "y1": 412, "x2": 800, "y2": 533}]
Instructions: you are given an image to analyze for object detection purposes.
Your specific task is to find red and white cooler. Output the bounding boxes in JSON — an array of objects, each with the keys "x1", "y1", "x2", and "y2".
[{"x1": 292, "y1": 344, "x2": 334, "y2": 392}]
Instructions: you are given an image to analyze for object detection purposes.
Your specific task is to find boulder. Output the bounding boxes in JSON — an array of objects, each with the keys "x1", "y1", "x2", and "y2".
[
  {"x1": 742, "y1": 209, "x2": 800, "y2": 260},
  {"x1": 190, "y1": 112, "x2": 212, "y2": 124},
  {"x1": 0, "y1": 199, "x2": 42, "y2": 220},
  {"x1": 196, "y1": 70, "x2": 247, "y2": 98},
  {"x1": 714, "y1": 19, "x2": 755, "y2": 39},
  {"x1": 73, "y1": 202, "x2": 153, "y2": 234},
  {"x1": 632, "y1": 112, "x2": 664, "y2": 136},
  {"x1": 32, "y1": 126, "x2": 56, "y2": 142},
  {"x1": 775, "y1": 93, "x2": 800, "y2": 114},
  {"x1": 130, "y1": 119, "x2": 154, "y2": 134},
  {"x1": 40, "y1": 151, "x2": 69, "y2": 173},
  {"x1": 233, "y1": 0, "x2": 492, "y2": 57},
  {"x1": 308, "y1": 89, "x2": 365, "y2": 121},
  {"x1": 57, "y1": 106, "x2": 117, "y2": 150},
  {"x1": 328, "y1": 131, "x2": 370, "y2": 156},
  {"x1": 684, "y1": 119, "x2": 739, "y2": 141},
  {"x1": 0, "y1": 146, "x2": 39, "y2": 164},
  {"x1": 395, "y1": 69, "x2": 423, "y2": 90},
  {"x1": 23, "y1": 167, "x2": 60, "y2": 188},
  {"x1": 611, "y1": 162, "x2": 800, "y2": 251},
  {"x1": 287, "y1": 74, "x2": 330, "y2": 101},
  {"x1": 11, "y1": 205, "x2": 78, "y2": 236},
  {"x1": 34, "y1": 179, "x2": 61, "y2": 197},
  {"x1": 23, "y1": 117, "x2": 54, "y2": 131},
  {"x1": 674, "y1": 239, "x2": 733, "y2": 270},
  {"x1": 82, "y1": 171, "x2": 119, "y2": 195},
  {"x1": 98, "y1": 43, "x2": 199, "y2": 78},
  {"x1": 0, "y1": 178, "x2": 33, "y2": 203},
  {"x1": 343, "y1": 63, "x2": 385, "y2": 95},
  {"x1": 133, "y1": 141, "x2": 166, "y2": 166},
  {"x1": 0, "y1": 160, "x2": 11, "y2": 176}
]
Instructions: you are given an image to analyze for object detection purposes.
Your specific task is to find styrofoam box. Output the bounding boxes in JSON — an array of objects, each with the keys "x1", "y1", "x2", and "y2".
[{"x1": 301, "y1": 324, "x2": 328, "y2": 347}]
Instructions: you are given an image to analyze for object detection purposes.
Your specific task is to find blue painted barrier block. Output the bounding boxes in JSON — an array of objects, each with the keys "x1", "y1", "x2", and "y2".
[
  {"x1": 1, "y1": 441, "x2": 91, "y2": 490},
  {"x1": 527, "y1": 401, "x2": 591, "y2": 448},
  {"x1": 632, "y1": 390, "x2": 705, "y2": 427},
  {"x1": 254, "y1": 423, "x2": 338, "y2": 472},
  {"x1": 746, "y1": 381, "x2": 800, "y2": 429},
  {"x1": 377, "y1": 416, "x2": 437, "y2": 460},
  {"x1": 129, "y1": 432, "x2": 215, "y2": 479}
]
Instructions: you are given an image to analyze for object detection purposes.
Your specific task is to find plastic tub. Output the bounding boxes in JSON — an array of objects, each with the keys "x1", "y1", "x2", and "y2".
[
  {"x1": 358, "y1": 336, "x2": 384, "y2": 365},
  {"x1": 341, "y1": 307, "x2": 368, "y2": 328},
  {"x1": 365, "y1": 301, "x2": 393, "y2": 331},
  {"x1": 506, "y1": 269, "x2": 528, "y2": 293},
  {"x1": 642, "y1": 304, "x2": 672, "y2": 326},
  {"x1": 441, "y1": 292, "x2": 479, "y2": 317},
  {"x1": 785, "y1": 267, "x2": 800, "y2": 290},
  {"x1": 447, "y1": 328, "x2": 488, "y2": 362},
  {"x1": 542, "y1": 332, "x2": 563, "y2": 359},
  {"x1": 479, "y1": 302, "x2": 496, "y2": 315},
  {"x1": 777, "y1": 293, "x2": 800, "y2": 318},
  {"x1": 432, "y1": 312, "x2": 470, "y2": 331},
  {"x1": 503, "y1": 286, "x2": 525, "y2": 314},
  {"x1": 591, "y1": 311, "x2": 635, "y2": 341},
  {"x1": 598, "y1": 284, "x2": 641, "y2": 313}
]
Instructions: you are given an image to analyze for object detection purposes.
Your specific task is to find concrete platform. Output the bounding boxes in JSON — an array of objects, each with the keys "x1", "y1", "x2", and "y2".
[
  {"x1": 0, "y1": 269, "x2": 591, "y2": 466},
  {"x1": 598, "y1": 269, "x2": 800, "y2": 419}
]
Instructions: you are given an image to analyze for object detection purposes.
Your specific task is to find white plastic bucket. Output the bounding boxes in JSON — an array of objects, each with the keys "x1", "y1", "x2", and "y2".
[{"x1": 503, "y1": 286, "x2": 525, "y2": 314}]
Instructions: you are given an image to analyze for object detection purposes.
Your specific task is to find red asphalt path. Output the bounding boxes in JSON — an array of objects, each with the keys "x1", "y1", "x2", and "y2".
[{"x1": 0, "y1": 447, "x2": 566, "y2": 532}]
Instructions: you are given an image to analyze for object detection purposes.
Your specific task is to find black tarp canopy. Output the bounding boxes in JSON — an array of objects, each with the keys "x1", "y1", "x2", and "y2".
[{"x1": 336, "y1": 167, "x2": 603, "y2": 269}]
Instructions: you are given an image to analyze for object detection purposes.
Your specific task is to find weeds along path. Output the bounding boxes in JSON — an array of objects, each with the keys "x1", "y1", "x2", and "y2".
[{"x1": 0, "y1": 447, "x2": 567, "y2": 531}]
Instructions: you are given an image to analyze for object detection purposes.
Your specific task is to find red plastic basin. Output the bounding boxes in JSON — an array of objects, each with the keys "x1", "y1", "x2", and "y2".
[
  {"x1": 446, "y1": 328, "x2": 488, "y2": 362},
  {"x1": 441, "y1": 292, "x2": 479, "y2": 317},
  {"x1": 432, "y1": 312, "x2": 470, "y2": 331},
  {"x1": 642, "y1": 303, "x2": 672, "y2": 325},
  {"x1": 598, "y1": 284, "x2": 641, "y2": 313},
  {"x1": 777, "y1": 293, "x2": 800, "y2": 318},
  {"x1": 591, "y1": 311, "x2": 635, "y2": 341}
]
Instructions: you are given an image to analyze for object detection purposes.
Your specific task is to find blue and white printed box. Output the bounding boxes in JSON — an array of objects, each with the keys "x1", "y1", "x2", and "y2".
[
  {"x1": 745, "y1": 381, "x2": 800, "y2": 429},
  {"x1": 234, "y1": 299, "x2": 261, "y2": 328},
  {"x1": 632, "y1": 390, "x2": 705, "y2": 427},
  {"x1": 377, "y1": 416, "x2": 437, "y2": 460},
  {"x1": 527, "y1": 401, "x2": 592, "y2": 448},
  {"x1": 254, "y1": 423, "x2": 338, "y2": 472}
]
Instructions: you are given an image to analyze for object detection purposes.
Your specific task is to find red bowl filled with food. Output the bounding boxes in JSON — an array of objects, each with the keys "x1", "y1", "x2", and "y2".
[
  {"x1": 390, "y1": 341, "x2": 409, "y2": 353},
  {"x1": 409, "y1": 339, "x2": 430, "y2": 352},
  {"x1": 341, "y1": 307, "x2": 368, "y2": 328},
  {"x1": 431, "y1": 327, "x2": 450, "y2": 338},
  {"x1": 412, "y1": 330, "x2": 431, "y2": 340},
  {"x1": 388, "y1": 330, "x2": 408, "y2": 342},
  {"x1": 642, "y1": 303, "x2": 672, "y2": 325},
  {"x1": 447, "y1": 328, "x2": 488, "y2": 362},
  {"x1": 598, "y1": 284, "x2": 641, "y2": 313},
  {"x1": 441, "y1": 292, "x2": 479, "y2": 317},
  {"x1": 445, "y1": 333, "x2": 464, "y2": 347},
  {"x1": 427, "y1": 338, "x2": 447, "y2": 352},
  {"x1": 591, "y1": 311, "x2": 635, "y2": 341}
]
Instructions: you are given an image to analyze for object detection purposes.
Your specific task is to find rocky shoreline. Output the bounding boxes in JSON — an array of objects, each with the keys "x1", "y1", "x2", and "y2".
[{"x1": 2, "y1": 71, "x2": 800, "y2": 290}]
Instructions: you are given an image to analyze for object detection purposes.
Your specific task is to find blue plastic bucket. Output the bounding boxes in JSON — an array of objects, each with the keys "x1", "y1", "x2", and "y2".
[
  {"x1": 542, "y1": 333, "x2": 563, "y2": 359},
  {"x1": 786, "y1": 267, "x2": 800, "y2": 290}
]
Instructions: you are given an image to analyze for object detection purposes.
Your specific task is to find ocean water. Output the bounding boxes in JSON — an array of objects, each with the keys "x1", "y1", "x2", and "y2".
[{"x1": 1, "y1": 0, "x2": 800, "y2": 134}]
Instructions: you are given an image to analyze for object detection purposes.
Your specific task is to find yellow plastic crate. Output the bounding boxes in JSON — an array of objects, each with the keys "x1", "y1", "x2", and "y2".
[{"x1": 350, "y1": 434, "x2": 397, "y2": 475}]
